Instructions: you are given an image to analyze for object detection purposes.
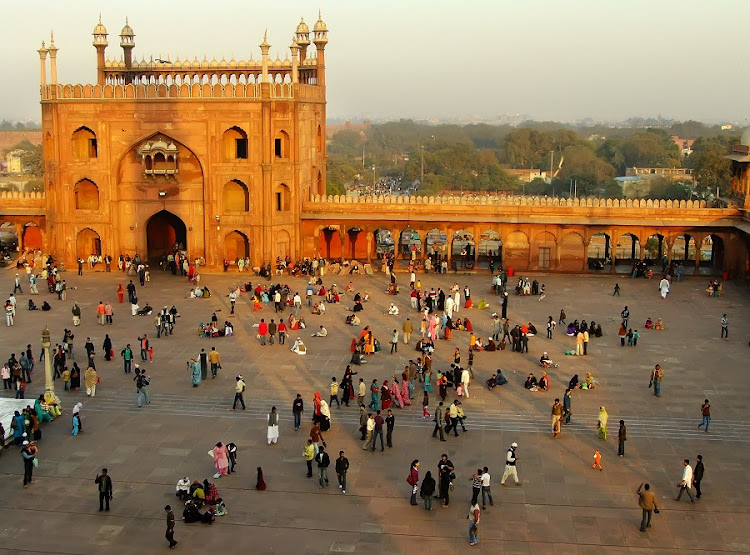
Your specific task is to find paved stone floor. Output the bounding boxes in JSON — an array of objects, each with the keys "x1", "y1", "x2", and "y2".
[{"x1": 0, "y1": 265, "x2": 749, "y2": 554}]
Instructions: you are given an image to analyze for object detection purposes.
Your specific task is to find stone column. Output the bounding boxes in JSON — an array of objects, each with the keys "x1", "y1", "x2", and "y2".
[
  {"x1": 692, "y1": 234, "x2": 704, "y2": 275},
  {"x1": 365, "y1": 231, "x2": 373, "y2": 264},
  {"x1": 609, "y1": 230, "x2": 618, "y2": 273}
]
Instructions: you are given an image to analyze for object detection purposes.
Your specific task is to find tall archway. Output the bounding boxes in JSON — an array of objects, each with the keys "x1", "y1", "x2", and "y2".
[
  {"x1": 146, "y1": 210, "x2": 186, "y2": 260},
  {"x1": 615, "y1": 233, "x2": 640, "y2": 265},
  {"x1": 76, "y1": 228, "x2": 101, "y2": 259},
  {"x1": 644, "y1": 233, "x2": 666, "y2": 264},
  {"x1": 224, "y1": 230, "x2": 249, "y2": 261},
  {"x1": 478, "y1": 230, "x2": 502, "y2": 268},
  {"x1": 74, "y1": 179, "x2": 99, "y2": 210},
  {"x1": 702, "y1": 235, "x2": 725, "y2": 270},
  {"x1": 671, "y1": 234, "x2": 696, "y2": 262},
  {"x1": 373, "y1": 228, "x2": 395, "y2": 256},
  {"x1": 559, "y1": 232, "x2": 585, "y2": 271},
  {"x1": 400, "y1": 227, "x2": 422, "y2": 259},
  {"x1": 22, "y1": 223, "x2": 43, "y2": 251},
  {"x1": 319, "y1": 226, "x2": 341, "y2": 259},
  {"x1": 425, "y1": 228, "x2": 447, "y2": 262},
  {"x1": 504, "y1": 231, "x2": 530, "y2": 270},
  {"x1": 223, "y1": 180, "x2": 249, "y2": 212},
  {"x1": 451, "y1": 229, "x2": 475, "y2": 268}
]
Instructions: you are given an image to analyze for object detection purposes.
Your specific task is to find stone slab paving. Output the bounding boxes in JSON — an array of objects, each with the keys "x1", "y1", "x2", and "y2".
[{"x1": 0, "y1": 266, "x2": 749, "y2": 553}]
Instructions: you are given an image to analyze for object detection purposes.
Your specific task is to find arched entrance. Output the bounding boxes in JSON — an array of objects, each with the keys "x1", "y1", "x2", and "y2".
[
  {"x1": 146, "y1": 210, "x2": 186, "y2": 260},
  {"x1": 23, "y1": 223, "x2": 43, "y2": 251},
  {"x1": 224, "y1": 230, "x2": 249, "y2": 261},
  {"x1": 76, "y1": 228, "x2": 101, "y2": 260}
]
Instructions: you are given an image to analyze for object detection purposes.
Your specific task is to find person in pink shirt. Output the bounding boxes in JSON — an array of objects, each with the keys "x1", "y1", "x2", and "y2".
[{"x1": 212, "y1": 442, "x2": 229, "y2": 478}]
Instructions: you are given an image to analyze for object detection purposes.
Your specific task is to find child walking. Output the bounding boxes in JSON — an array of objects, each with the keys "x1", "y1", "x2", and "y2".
[
  {"x1": 148, "y1": 345, "x2": 154, "y2": 363},
  {"x1": 422, "y1": 391, "x2": 431, "y2": 419},
  {"x1": 592, "y1": 449, "x2": 603, "y2": 471}
]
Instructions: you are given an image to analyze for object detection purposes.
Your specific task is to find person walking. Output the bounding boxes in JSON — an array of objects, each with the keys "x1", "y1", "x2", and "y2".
[
  {"x1": 292, "y1": 393, "x2": 304, "y2": 430},
  {"x1": 267, "y1": 406, "x2": 279, "y2": 445},
  {"x1": 368, "y1": 379, "x2": 379, "y2": 411},
  {"x1": 229, "y1": 290, "x2": 236, "y2": 314},
  {"x1": 469, "y1": 469, "x2": 482, "y2": 505},
  {"x1": 164, "y1": 505, "x2": 177, "y2": 548},
  {"x1": 371, "y1": 410, "x2": 385, "y2": 452},
  {"x1": 199, "y1": 348, "x2": 208, "y2": 380},
  {"x1": 407, "y1": 459, "x2": 420, "y2": 505},
  {"x1": 21, "y1": 440, "x2": 36, "y2": 487},
  {"x1": 135, "y1": 368, "x2": 151, "y2": 407},
  {"x1": 208, "y1": 347, "x2": 221, "y2": 378},
  {"x1": 637, "y1": 483, "x2": 659, "y2": 532},
  {"x1": 139, "y1": 335, "x2": 149, "y2": 361},
  {"x1": 357, "y1": 378, "x2": 366, "y2": 407},
  {"x1": 432, "y1": 401, "x2": 446, "y2": 441},
  {"x1": 84, "y1": 366, "x2": 98, "y2": 397},
  {"x1": 698, "y1": 399, "x2": 711, "y2": 432},
  {"x1": 385, "y1": 409, "x2": 395, "y2": 448},
  {"x1": 13, "y1": 274, "x2": 23, "y2": 294},
  {"x1": 468, "y1": 501, "x2": 480, "y2": 546},
  {"x1": 480, "y1": 466, "x2": 494, "y2": 509},
  {"x1": 121, "y1": 344, "x2": 133, "y2": 374},
  {"x1": 420, "y1": 470, "x2": 436, "y2": 510},
  {"x1": 500, "y1": 442, "x2": 521, "y2": 486},
  {"x1": 694, "y1": 455, "x2": 705, "y2": 499},
  {"x1": 335, "y1": 450, "x2": 349, "y2": 494},
  {"x1": 329, "y1": 377, "x2": 340, "y2": 408},
  {"x1": 563, "y1": 389, "x2": 573, "y2": 424},
  {"x1": 95, "y1": 468, "x2": 113, "y2": 511},
  {"x1": 551, "y1": 399, "x2": 563, "y2": 438},
  {"x1": 597, "y1": 406, "x2": 608, "y2": 440},
  {"x1": 437, "y1": 454, "x2": 454, "y2": 508},
  {"x1": 649, "y1": 364, "x2": 663, "y2": 397},
  {"x1": 403, "y1": 318, "x2": 413, "y2": 344},
  {"x1": 613, "y1": 283, "x2": 620, "y2": 296},
  {"x1": 675, "y1": 459, "x2": 695, "y2": 503},
  {"x1": 232, "y1": 376, "x2": 246, "y2": 410},
  {"x1": 314, "y1": 445, "x2": 330, "y2": 489},
  {"x1": 621, "y1": 306, "x2": 629, "y2": 328},
  {"x1": 390, "y1": 329, "x2": 399, "y2": 354},
  {"x1": 362, "y1": 413, "x2": 375, "y2": 450},
  {"x1": 303, "y1": 439, "x2": 314, "y2": 478},
  {"x1": 721, "y1": 314, "x2": 729, "y2": 340},
  {"x1": 618, "y1": 420, "x2": 627, "y2": 457}
]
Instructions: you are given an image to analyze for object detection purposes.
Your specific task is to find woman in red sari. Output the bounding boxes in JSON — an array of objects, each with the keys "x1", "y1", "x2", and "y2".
[
  {"x1": 312, "y1": 392, "x2": 322, "y2": 424},
  {"x1": 381, "y1": 380, "x2": 392, "y2": 409},
  {"x1": 117, "y1": 283, "x2": 125, "y2": 304}
]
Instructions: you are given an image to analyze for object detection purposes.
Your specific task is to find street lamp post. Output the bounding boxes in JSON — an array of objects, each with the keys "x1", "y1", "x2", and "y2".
[
  {"x1": 372, "y1": 165, "x2": 376, "y2": 189},
  {"x1": 42, "y1": 326, "x2": 55, "y2": 397},
  {"x1": 420, "y1": 145, "x2": 424, "y2": 187}
]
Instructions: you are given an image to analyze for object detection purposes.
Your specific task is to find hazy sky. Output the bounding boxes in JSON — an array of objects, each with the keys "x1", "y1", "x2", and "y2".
[{"x1": 1, "y1": 0, "x2": 747, "y2": 123}]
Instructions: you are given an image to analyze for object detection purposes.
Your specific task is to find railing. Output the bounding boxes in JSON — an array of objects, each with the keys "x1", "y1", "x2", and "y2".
[
  {"x1": 41, "y1": 82, "x2": 304, "y2": 101},
  {"x1": 0, "y1": 191, "x2": 45, "y2": 201},
  {"x1": 309, "y1": 194, "x2": 712, "y2": 210}
]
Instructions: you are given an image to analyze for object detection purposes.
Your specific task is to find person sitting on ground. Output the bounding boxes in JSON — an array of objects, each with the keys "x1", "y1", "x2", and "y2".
[
  {"x1": 312, "y1": 325, "x2": 328, "y2": 337},
  {"x1": 345, "y1": 314, "x2": 361, "y2": 326},
  {"x1": 655, "y1": 318, "x2": 664, "y2": 330},
  {"x1": 352, "y1": 300, "x2": 363, "y2": 312},
  {"x1": 524, "y1": 373, "x2": 538, "y2": 391},
  {"x1": 538, "y1": 371, "x2": 549, "y2": 391},
  {"x1": 346, "y1": 282, "x2": 355, "y2": 293},
  {"x1": 540, "y1": 352, "x2": 553, "y2": 367},
  {"x1": 385, "y1": 303, "x2": 399, "y2": 315},
  {"x1": 454, "y1": 318, "x2": 465, "y2": 331},
  {"x1": 464, "y1": 318, "x2": 473, "y2": 332},
  {"x1": 474, "y1": 337, "x2": 485, "y2": 351},
  {"x1": 176, "y1": 476, "x2": 191, "y2": 500},
  {"x1": 583, "y1": 372, "x2": 599, "y2": 390},
  {"x1": 291, "y1": 338, "x2": 307, "y2": 355},
  {"x1": 477, "y1": 299, "x2": 489, "y2": 310},
  {"x1": 41, "y1": 301, "x2": 52, "y2": 311},
  {"x1": 645, "y1": 317, "x2": 653, "y2": 330},
  {"x1": 527, "y1": 323, "x2": 538, "y2": 336},
  {"x1": 318, "y1": 286, "x2": 326, "y2": 296},
  {"x1": 138, "y1": 303, "x2": 153, "y2": 316},
  {"x1": 568, "y1": 373, "x2": 580, "y2": 390},
  {"x1": 362, "y1": 291, "x2": 371, "y2": 302},
  {"x1": 28, "y1": 299, "x2": 38, "y2": 310},
  {"x1": 566, "y1": 322, "x2": 576, "y2": 336},
  {"x1": 485, "y1": 338, "x2": 496, "y2": 351}
]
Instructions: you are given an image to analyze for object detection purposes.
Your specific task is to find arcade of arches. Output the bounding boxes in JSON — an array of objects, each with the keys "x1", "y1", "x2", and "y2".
[{"x1": 305, "y1": 222, "x2": 741, "y2": 275}]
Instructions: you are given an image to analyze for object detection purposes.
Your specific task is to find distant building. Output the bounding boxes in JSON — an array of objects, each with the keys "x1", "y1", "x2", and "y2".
[
  {"x1": 725, "y1": 129, "x2": 750, "y2": 208},
  {"x1": 326, "y1": 119, "x2": 371, "y2": 138},
  {"x1": 670, "y1": 136, "x2": 694, "y2": 157},
  {"x1": 6, "y1": 150, "x2": 24, "y2": 173},
  {"x1": 503, "y1": 168, "x2": 548, "y2": 183},
  {"x1": 721, "y1": 124, "x2": 733, "y2": 131},
  {"x1": 625, "y1": 167, "x2": 693, "y2": 181}
]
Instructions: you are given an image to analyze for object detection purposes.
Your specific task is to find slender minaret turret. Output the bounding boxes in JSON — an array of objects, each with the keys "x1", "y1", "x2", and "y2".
[
  {"x1": 92, "y1": 15, "x2": 109, "y2": 86},
  {"x1": 37, "y1": 41, "x2": 48, "y2": 89},
  {"x1": 290, "y1": 36, "x2": 299, "y2": 84},
  {"x1": 120, "y1": 18, "x2": 135, "y2": 84},
  {"x1": 312, "y1": 11, "x2": 328, "y2": 87},
  {"x1": 48, "y1": 32, "x2": 59, "y2": 85},
  {"x1": 295, "y1": 18, "x2": 310, "y2": 63},
  {"x1": 260, "y1": 30, "x2": 271, "y2": 84}
]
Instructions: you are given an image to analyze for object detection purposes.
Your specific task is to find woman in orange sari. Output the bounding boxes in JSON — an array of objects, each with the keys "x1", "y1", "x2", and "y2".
[
  {"x1": 364, "y1": 331, "x2": 375, "y2": 355},
  {"x1": 312, "y1": 392, "x2": 322, "y2": 424},
  {"x1": 117, "y1": 283, "x2": 125, "y2": 304}
]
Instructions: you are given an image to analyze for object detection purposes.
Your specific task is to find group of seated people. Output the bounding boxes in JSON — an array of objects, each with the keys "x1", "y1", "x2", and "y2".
[
  {"x1": 199, "y1": 321, "x2": 233, "y2": 337},
  {"x1": 567, "y1": 373, "x2": 599, "y2": 390},
  {"x1": 345, "y1": 314, "x2": 361, "y2": 326},
  {"x1": 565, "y1": 319, "x2": 602, "y2": 337},
  {"x1": 415, "y1": 338, "x2": 435, "y2": 354},
  {"x1": 288, "y1": 314, "x2": 306, "y2": 330},
  {"x1": 644, "y1": 317, "x2": 665, "y2": 330},
  {"x1": 486, "y1": 370, "x2": 509, "y2": 390},
  {"x1": 189, "y1": 286, "x2": 211, "y2": 298},
  {"x1": 312, "y1": 301, "x2": 327, "y2": 315},
  {"x1": 524, "y1": 371, "x2": 549, "y2": 392},
  {"x1": 28, "y1": 299, "x2": 52, "y2": 311}
]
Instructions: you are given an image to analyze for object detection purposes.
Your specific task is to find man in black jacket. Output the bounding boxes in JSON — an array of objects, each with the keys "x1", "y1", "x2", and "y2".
[
  {"x1": 335, "y1": 451, "x2": 349, "y2": 493},
  {"x1": 694, "y1": 455, "x2": 705, "y2": 499},
  {"x1": 95, "y1": 468, "x2": 113, "y2": 511},
  {"x1": 315, "y1": 446, "x2": 330, "y2": 489},
  {"x1": 385, "y1": 409, "x2": 395, "y2": 448}
]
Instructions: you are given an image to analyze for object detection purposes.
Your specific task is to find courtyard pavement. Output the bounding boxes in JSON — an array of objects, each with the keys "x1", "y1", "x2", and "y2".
[{"x1": 0, "y1": 264, "x2": 749, "y2": 554}]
